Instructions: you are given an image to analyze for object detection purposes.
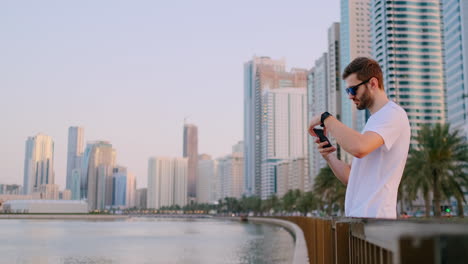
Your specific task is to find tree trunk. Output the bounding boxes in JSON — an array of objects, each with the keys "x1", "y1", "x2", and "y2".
[
  {"x1": 399, "y1": 198, "x2": 404, "y2": 214},
  {"x1": 424, "y1": 191, "x2": 431, "y2": 218},
  {"x1": 456, "y1": 195, "x2": 464, "y2": 218},
  {"x1": 433, "y1": 170, "x2": 441, "y2": 217}
]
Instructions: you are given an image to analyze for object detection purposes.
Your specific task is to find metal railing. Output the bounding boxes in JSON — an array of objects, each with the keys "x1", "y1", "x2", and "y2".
[{"x1": 273, "y1": 216, "x2": 468, "y2": 264}]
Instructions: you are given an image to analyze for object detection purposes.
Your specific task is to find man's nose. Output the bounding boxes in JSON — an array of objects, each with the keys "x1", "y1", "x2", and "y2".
[{"x1": 348, "y1": 93, "x2": 355, "y2": 100}]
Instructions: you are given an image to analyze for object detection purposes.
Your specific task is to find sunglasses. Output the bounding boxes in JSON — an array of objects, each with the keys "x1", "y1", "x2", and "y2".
[{"x1": 345, "y1": 78, "x2": 371, "y2": 96}]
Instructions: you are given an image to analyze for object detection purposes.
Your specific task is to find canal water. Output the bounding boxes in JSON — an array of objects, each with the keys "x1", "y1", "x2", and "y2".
[{"x1": 0, "y1": 217, "x2": 295, "y2": 264}]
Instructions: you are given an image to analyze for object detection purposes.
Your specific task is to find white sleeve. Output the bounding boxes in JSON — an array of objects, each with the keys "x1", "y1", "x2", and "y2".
[{"x1": 365, "y1": 108, "x2": 402, "y2": 151}]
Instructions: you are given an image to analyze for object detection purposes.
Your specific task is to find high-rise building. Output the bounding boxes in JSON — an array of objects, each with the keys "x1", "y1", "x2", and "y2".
[
  {"x1": 442, "y1": 0, "x2": 468, "y2": 138},
  {"x1": 371, "y1": 0, "x2": 446, "y2": 140},
  {"x1": 147, "y1": 157, "x2": 188, "y2": 209},
  {"x1": 71, "y1": 169, "x2": 80, "y2": 200},
  {"x1": 82, "y1": 141, "x2": 116, "y2": 210},
  {"x1": 23, "y1": 133, "x2": 55, "y2": 195},
  {"x1": 217, "y1": 152, "x2": 244, "y2": 199},
  {"x1": 328, "y1": 22, "x2": 343, "y2": 159},
  {"x1": 112, "y1": 167, "x2": 136, "y2": 208},
  {"x1": 66, "y1": 127, "x2": 84, "y2": 196},
  {"x1": 340, "y1": 0, "x2": 372, "y2": 162},
  {"x1": 261, "y1": 88, "x2": 308, "y2": 199},
  {"x1": 244, "y1": 56, "x2": 308, "y2": 197},
  {"x1": 308, "y1": 54, "x2": 329, "y2": 183},
  {"x1": 135, "y1": 188, "x2": 147, "y2": 209},
  {"x1": 197, "y1": 154, "x2": 219, "y2": 204},
  {"x1": 276, "y1": 158, "x2": 309, "y2": 198},
  {"x1": 183, "y1": 123, "x2": 198, "y2": 201},
  {"x1": 328, "y1": 22, "x2": 342, "y2": 121},
  {"x1": 173, "y1": 158, "x2": 188, "y2": 207}
]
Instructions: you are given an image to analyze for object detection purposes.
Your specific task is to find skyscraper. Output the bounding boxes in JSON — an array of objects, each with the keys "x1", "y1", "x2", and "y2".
[
  {"x1": 442, "y1": 0, "x2": 468, "y2": 138},
  {"x1": 82, "y1": 141, "x2": 116, "y2": 210},
  {"x1": 308, "y1": 53, "x2": 329, "y2": 182},
  {"x1": 66, "y1": 126, "x2": 84, "y2": 198},
  {"x1": 112, "y1": 166, "x2": 136, "y2": 208},
  {"x1": 371, "y1": 0, "x2": 446, "y2": 139},
  {"x1": 340, "y1": 0, "x2": 372, "y2": 142},
  {"x1": 23, "y1": 133, "x2": 55, "y2": 195},
  {"x1": 135, "y1": 188, "x2": 147, "y2": 209},
  {"x1": 147, "y1": 157, "x2": 188, "y2": 209},
  {"x1": 261, "y1": 88, "x2": 308, "y2": 199},
  {"x1": 217, "y1": 152, "x2": 244, "y2": 199},
  {"x1": 183, "y1": 123, "x2": 198, "y2": 201},
  {"x1": 244, "y1": 56, "x2": 308, "y2": 197},
  {"x1": 197, "y1": 154, "x2": 218, "y2": 204},
  {"x1": 173, "y1": 158, "x2": 188, "y2": 207},
  {"x1": 328, "y1": 23, "x2": 342, "y2": 126}
]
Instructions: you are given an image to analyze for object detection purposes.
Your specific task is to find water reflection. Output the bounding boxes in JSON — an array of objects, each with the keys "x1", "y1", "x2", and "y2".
[{"x1": 0, "y1": 218, "x2": 294, "y2": 264}]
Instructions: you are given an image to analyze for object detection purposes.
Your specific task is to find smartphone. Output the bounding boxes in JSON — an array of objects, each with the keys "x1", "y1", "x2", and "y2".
[{"x1": 312, "y1": 128, "x2": 332, "y2": 148}]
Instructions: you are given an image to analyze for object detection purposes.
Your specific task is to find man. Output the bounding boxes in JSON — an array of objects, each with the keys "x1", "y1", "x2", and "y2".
[{"x1": 308, "y1": 57, "x2": 410, "y2": 219}]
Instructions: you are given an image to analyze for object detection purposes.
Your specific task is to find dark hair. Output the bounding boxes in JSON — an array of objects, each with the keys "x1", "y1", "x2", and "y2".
[{"x1": 342, "y1": 57, "x2": 384, "y2": 90}]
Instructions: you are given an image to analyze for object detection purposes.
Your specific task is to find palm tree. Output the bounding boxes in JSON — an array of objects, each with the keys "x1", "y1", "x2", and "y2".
[
  {"x1": 400, "y1": 156, "x2": 432, "y2": 217},
  {"x1": 297, "y1": 191, "x2": 318, "y2": 216},
  {"x1": 282, "y1": 189, "x2": 301, "y2": 213},
  {"x1": 261, "y1": 194, "x2": 281, "y2": 215},
  {"x1": 313, "y1": 166, "x2": 346, "y2": 215},
  {"x1": 403, "y1": 123, "x2": 468, "y2": 217}
]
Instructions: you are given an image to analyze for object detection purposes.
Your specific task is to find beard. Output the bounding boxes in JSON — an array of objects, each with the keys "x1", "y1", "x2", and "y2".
[{"x1": 354, "y1": 86, "x2": 374, "y2": 110}]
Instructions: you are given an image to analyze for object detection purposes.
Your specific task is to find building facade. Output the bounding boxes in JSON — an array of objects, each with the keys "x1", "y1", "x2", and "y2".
[
  {"x1": 135, "y1": 188, "x2": 147, "y2": 209},
  {"x1": 82, "y1": 141, "x2": 116, "y2": 211},
  {"x1": 183, "y1": 124, "x2": 198, "y2": 201},
  {"x1": 197, "y1": 154, "x2": 219, "y2": 204},
  {"x1": 276, "y1": 158, "x2": 309, "y2": 198},
  {"x1": 217, "y1": 152, "x2": 244, "y2": 199},
  {"x1": 442, "y1": 0, "x2": 468, "y2": 138},
  {"x1": 66, "y1": 126, "x2": 84, "y2": 195},
  {"x1": 371, "y1": 0, "x2": 446, "y2": 140},
  {"x1": 23, "y1": 133, "x2": 55, "y2": 195},
  {"x1": 308, "y1": 54, "x2": 330, "y2": 183},
  {"x1": 340, "y1": 0, "x2": 372, "y2": 140},
  {"x1": 147, "y1": 157, "x2": 188, "y2": 209},
  {"x1": 261, "y1": 87, "x2": 308, "y2": 199},
  {"x1": 244, "y1": 56, "x2": 308, "y2": 197},
  {"x1": 112, "y1": 168, "x2": 136, "y2": 208}
]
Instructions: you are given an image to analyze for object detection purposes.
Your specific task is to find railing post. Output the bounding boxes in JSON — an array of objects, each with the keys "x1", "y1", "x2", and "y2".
[
  {"x1": 335, "y1": 221, "x2": 350, "y2": 264},
  {"x1": 399, "y1": 236, "x2": 436, "y2": 264}
]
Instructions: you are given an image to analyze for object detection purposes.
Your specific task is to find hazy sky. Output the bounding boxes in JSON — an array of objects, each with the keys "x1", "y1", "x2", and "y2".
[{"x1": 0, "y1": 0, "x2": 340, "y2": 188}]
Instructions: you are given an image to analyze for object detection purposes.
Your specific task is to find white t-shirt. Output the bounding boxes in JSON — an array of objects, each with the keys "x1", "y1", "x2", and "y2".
[{"x1": 345, "y1": 101, "x2": 410, "y2": 219}]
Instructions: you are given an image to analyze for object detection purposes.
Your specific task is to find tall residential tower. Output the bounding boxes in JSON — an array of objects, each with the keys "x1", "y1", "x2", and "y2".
[
  {"x1": 66, "y1": 126, "x2": 84, "y2": 199},
  {"x1": 244, "y1": 56, "x2": 307, "y2": 197},
  {"x1": 183, "y1": 123, "x2": 198, "y2": 201},
  {"x1": 442, "y1": 0, "x2": 468, "y2": 138},
  {"x1": 371, "y1": 0, "x2": 446, "y2": 139},
  {"x1": 23, "y1": 133, "x2": 55, "y2": 195}
]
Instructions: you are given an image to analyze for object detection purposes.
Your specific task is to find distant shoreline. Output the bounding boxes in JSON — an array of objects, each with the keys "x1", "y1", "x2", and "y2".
[{"x1": 0, "y1": 214, "x2": 130, "y2": 220}]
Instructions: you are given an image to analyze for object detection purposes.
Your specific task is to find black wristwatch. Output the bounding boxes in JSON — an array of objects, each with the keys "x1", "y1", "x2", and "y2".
[{"x1": 320, "y1": 112, "x2": 332, "y2": 127}]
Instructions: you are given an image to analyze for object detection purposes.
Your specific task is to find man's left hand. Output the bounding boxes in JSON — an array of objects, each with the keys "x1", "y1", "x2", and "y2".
[{"x1": 308, "y1": 114, "x2": 322, "y2": 137}]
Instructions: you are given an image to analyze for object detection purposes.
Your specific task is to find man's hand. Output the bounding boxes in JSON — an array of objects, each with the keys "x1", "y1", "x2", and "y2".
[
  {"x1": 308, "y1": 114, "x2": 322, "y2": 137},
  {"x1": 315, "y1": 138, "x2": 336, "y2": 160}
]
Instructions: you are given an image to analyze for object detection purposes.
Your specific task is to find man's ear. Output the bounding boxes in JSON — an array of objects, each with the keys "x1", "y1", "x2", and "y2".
[{"x1": 370, "y1": 77, "x2": 379, "y2": 91}]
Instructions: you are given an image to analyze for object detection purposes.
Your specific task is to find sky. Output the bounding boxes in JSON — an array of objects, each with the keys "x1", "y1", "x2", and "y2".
[{"x1": 0, "y1": 0, "x2": 340, "y2": 189}]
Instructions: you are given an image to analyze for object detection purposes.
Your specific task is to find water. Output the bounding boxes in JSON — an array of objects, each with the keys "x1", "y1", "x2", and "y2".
[{"x1": 0, "y1": 217, "x2": 295, "y2": 264}]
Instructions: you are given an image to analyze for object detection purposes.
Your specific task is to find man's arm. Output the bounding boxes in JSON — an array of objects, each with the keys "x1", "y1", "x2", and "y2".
[
  {"x1": 316, "y1": 140, "x2": 351, "y2": 185},
  {"x1": 309, "y1": 115, "x2": 384, "y2": 159}
]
